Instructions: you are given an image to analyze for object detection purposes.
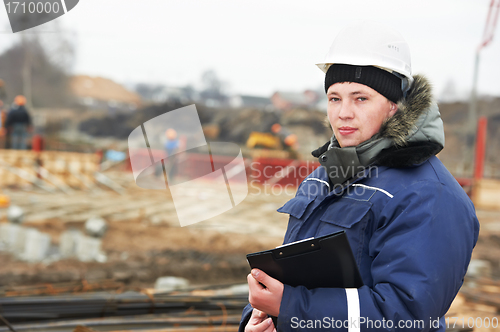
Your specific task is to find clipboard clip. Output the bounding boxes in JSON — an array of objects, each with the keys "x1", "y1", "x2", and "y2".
[{"x1": 273, "y1": 238, "x2": 321, "y2": 259}]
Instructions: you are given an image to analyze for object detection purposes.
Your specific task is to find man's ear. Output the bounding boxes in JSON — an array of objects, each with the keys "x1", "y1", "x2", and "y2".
[{"x1": 388, "y1": 102, "x2": 398, "y2": 117}]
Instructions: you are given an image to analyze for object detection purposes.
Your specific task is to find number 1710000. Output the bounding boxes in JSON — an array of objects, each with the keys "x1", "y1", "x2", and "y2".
[{"x1": 5, "y1": 2, "x2": 60, "y2": 14}]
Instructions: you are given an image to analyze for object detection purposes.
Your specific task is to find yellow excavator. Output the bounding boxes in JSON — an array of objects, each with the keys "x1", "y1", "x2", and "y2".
[{"x1": 246, "y1": 123, "x2": 298, "y2": 158}]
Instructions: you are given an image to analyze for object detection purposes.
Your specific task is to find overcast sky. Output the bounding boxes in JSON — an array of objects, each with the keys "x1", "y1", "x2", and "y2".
[{"x1": 0, "y1": 0, "x2": 499, "y2": 100}]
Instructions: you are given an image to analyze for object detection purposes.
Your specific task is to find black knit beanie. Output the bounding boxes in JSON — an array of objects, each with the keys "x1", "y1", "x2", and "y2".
[{"x1": 324, "y1": 64, "x2": 403, "y2": 103}]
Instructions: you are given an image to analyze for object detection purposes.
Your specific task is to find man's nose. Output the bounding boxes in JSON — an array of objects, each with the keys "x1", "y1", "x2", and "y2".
[{"x1": 338, "y1": 101, "x2": 354, "y2": 119}]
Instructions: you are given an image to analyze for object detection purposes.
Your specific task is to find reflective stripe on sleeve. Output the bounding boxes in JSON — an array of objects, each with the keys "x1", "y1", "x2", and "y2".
[{"x1": 345, "y1": 288, "x2": 360, "y2": 332}]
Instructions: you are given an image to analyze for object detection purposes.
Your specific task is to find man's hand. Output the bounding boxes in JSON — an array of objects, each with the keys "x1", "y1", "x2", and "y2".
[
  {"x1": 247, "y1": 269, "x2": 283, "y2": 317},
  {"x1": 245, "y1": 308, "x2": 276, "y2": 332}
]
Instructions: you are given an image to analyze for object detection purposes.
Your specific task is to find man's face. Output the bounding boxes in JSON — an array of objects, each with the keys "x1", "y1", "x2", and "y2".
[{"x1": 327, "y1": 82, "x2": 397, "y2": 147}]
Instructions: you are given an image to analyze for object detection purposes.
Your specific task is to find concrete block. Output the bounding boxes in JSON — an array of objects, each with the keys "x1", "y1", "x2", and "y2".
[
  {"x1": 154, "y1": 276, "x2": 190, "y2": 292},
  {"x1": 7, "y1": 205, "x2": 25, "y2": 223},
  {"x1": 0, "y1": 223, "x2": 26, "y2": 253},
  {"x1": 466, "y1": 259, "x2": 492, "y2": 279},
  {"x1": 20, "y1": 228, "x2": 51, "y2": 262},
  {"x1": 59, "y1": 229, "x2": 81, "y2": 258},
  {"x1": 85, "y1": 217, "x2": 107, "y2": 238},
  {"x1": 75, "y1": 234, "x2": 106, "y2": 262}
]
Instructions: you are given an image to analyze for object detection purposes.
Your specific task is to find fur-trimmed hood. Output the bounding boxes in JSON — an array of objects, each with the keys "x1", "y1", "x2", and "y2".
[
  {"x1": 312, "y1": 74, "x2": 445, "y2": 168},
  {"x1": 380, "y1": 75, "x2": 443, "y2": 147}
]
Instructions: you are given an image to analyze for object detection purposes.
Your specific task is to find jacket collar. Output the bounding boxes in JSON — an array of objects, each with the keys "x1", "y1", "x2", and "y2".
[{"x1": 303, "y1": 163, "x2": 384, "y2": 197}]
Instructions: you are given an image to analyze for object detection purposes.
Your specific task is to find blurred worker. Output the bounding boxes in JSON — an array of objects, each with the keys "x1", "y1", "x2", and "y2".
[
  {"x1": 5, "y1": 95, "x2": 32, "y2": 150},
  {"x1": 271, "y1": 123, "x2": 298, "y2": 158},
  {"x1": 0, "y1": 100, "x2": 7, "y2": 148},
  {"x1": 156, "y1": 128, "x2": 180, "y2": 181},
  {"x1": 164, "y1": 128, "x2": 180, "y2": 157}
]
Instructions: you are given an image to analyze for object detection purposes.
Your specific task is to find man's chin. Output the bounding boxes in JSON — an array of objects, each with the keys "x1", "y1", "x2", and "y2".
[{"x1": 337, "y1": 139, "x2": 360, "y2": 148}]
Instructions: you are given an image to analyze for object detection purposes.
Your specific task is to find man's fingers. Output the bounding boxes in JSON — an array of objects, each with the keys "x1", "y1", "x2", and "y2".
[
  {"x1": 247, "y1": 273, "x2": 264, "y2": 290},
  {"x1": 248, "y1": 308, "x2": 266, "y2": 325},
  {"x1": 245, "y1": 311, "x2": 275, "y2": 332},
  {"x1": 247, "y1": 274, "x2": 265, "y2": 309},
  {"x1": 256, "y1": 317, "x2": 274, "y2": 332},
  {"x1": 251, "y1": 269, "x2": 277, "y2": 290},
  {"x1": 247, "y1": 269, "x2": 284, "y2": 317}
]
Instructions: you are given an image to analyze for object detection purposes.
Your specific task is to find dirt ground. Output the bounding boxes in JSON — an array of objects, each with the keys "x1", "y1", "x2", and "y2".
[
  {"x1": 0, "y1": 171, "x2": 292, "y2": 288},
  {"x1": 1, "y1": 170, "x2": 500, "y2": 330},
  {"x1": 449, "y1": 209, "x2": 500, "y2": 332}
]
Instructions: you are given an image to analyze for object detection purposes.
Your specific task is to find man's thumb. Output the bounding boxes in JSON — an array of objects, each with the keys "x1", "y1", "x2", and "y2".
[{"x1": 251, "y1": 269, "x2": 271, "y2": 286}]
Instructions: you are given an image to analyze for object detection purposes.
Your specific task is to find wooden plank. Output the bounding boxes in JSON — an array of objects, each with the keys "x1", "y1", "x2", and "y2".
[
  {"x1": 0, "y1": 150, "x2": 100, "y2": 189},
  {"x1": 472, "y1": 179, "x2": 500, "y2": 210},
  {"x1": 0, "y1": 158, "x2": 55, "y2": 192}
]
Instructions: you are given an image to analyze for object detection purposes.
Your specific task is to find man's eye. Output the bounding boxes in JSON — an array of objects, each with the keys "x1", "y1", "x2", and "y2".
[
  {"x1": 357, "y1": 97, "x2": 367, "y2": 101},
  {"x1": 329, "y1": 97, "x2": 340, "y2": 102}
]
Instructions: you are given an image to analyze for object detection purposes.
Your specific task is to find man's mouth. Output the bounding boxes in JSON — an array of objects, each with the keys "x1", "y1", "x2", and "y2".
[{"x1": 338, "y1": 127, "x2": 357, "y2": 135}]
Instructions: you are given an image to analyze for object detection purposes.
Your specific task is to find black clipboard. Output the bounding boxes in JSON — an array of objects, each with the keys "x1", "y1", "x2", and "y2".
[{"x1": 246, "y1": 231, "x2": 363, "y2": 289}]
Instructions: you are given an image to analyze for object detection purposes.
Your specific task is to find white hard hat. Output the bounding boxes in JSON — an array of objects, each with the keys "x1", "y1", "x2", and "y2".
[{"x1": 316, "y1": 21, "x2": 413, "y2": 91}]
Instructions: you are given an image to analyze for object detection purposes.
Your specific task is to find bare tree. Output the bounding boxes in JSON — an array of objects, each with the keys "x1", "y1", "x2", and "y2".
[
  {"x1": 200, "y1": 69, "x2": 228, "y2": 106},
  {"x1": 0, "y1": 26, "x2": 75, "y2": 108}
]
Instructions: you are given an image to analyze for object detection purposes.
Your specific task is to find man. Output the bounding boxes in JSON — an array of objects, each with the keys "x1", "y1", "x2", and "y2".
[
  {"x1": 164, "y1": 128, "x2": 180, "y2": 180},
  {"x1": 0, "y1": 100, "x2": 7, "y2": 148},
  {"x1": 5, "y1": 95, "x2": 32, "y2": 150},
  {"x1": 240, "y1": 22, "x2": 479, "y2": 332},
  {"x1": 271, "y1": 123, "x2": 299, "y2": 159}
]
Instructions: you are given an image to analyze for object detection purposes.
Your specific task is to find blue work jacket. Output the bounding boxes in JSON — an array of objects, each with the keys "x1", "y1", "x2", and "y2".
[{"x1": 240, "y1": 156, "x2": 479, "y2": 331}]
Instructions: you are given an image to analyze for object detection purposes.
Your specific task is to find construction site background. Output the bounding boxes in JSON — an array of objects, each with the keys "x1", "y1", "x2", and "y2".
[
  {"x1": 0, "y1": 28, "x2": 500, "y2": 332},
  {"x1": 0, "y1": 95, "x2": 499, "y2": 331}
]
